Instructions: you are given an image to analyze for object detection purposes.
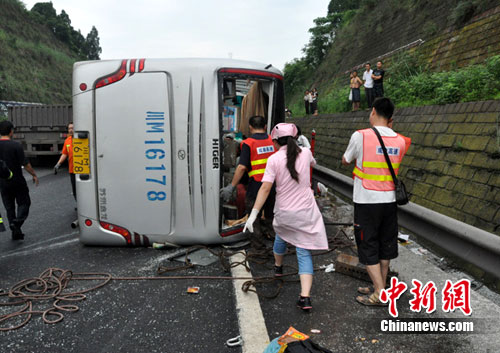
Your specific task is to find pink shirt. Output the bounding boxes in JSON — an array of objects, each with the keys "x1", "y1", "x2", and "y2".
[{"x1": 262, "y1": 146, "x2": 328, "y2": 250}]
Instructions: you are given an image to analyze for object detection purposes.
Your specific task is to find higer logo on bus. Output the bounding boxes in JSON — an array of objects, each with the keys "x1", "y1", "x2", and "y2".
[{"x1": 212, "y1": 138, "x2": 219, "y2": 169}]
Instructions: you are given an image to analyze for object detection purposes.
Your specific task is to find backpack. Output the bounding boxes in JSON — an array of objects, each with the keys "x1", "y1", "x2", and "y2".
[{"x1": 284, "y1": 339, "x2": 333, "y2": 353}]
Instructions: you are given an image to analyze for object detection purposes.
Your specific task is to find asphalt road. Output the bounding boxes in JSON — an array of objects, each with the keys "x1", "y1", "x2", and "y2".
[
  {"x1": 0, "y1": 169, "x2": 241, "y2": 353},
  {"x1": 1, "y1": 168, "x2": 499, "y2": 353}
]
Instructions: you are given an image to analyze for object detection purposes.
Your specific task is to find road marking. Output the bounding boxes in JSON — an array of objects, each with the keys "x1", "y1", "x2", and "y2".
[
  {"x1": 230, "y1": 252, "x2": 270, "y2": 353},
  {"x1": 0, "y1": 236, "x2": 79, "y2": 260},
  {"x1": 9, "y1": 231, "x2": 78, "y2": 251}
]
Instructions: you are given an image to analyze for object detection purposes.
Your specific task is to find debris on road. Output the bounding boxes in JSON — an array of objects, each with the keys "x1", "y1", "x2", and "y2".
[
  {"x1": 397, "y1": 232, "x2": 410, "y2": 243},
  {"x1": 322, "y1": 263, "x2": 335, "y2": 273},
  {"x1": 226, "y1": 335, "x2": 242, "y2": 347}
]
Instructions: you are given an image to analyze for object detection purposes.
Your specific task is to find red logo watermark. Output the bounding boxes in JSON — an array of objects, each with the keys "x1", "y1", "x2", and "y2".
[{"x1": 380, "y1": 277, "x2": 472, "y2": 318}]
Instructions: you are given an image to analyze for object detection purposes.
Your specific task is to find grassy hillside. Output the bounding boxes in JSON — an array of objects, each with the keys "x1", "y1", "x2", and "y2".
[
  {"x1": 285, "y1": 0, "x2": 500, "y2": 115},
  {"x1": 0, "y1": 0, "x2": 78, "y2": 103}
]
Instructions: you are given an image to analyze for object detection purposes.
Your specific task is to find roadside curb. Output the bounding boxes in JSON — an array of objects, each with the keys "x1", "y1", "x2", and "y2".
[{"x1": 230, "y1": 252, "x2": 270, "y2": 353}]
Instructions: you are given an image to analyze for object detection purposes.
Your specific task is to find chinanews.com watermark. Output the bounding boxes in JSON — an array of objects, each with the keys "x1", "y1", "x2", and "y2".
[
  {"x1": 371, "y1": 277, "x2": 500, "y2": 334},
  {"x1": 380, "y1": 318, "x2": 474, "y2": 334}
]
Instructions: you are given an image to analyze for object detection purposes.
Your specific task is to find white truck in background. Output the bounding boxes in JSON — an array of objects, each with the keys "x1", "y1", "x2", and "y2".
[{"x1": 6, "y1": 104, "x2": 72, "y2": 158}]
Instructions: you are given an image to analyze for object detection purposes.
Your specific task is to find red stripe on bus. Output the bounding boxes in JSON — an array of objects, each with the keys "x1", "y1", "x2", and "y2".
[
  {"x1": 220, "y1": 227, "x2": 244, "y2": 237},
  {"x1": 95, "y1": 60, "x2": 128, "y2": 88},
  {"x1": 130, "y1": 59, "x2": 137, "y2": 76},
  {"x1": 138, "y1": 59, "x2": 145, "y2": 72}
]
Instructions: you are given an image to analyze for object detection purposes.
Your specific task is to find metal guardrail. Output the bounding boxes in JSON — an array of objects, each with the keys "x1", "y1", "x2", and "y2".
[{"x1": 313, "y1": 164, "x2": 500, "y2": 279}]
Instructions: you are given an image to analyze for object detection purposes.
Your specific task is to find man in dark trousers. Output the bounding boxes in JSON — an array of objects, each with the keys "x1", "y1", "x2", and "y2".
[
  {"x1": 372, "y1": 61, "x2": 385, "y2": 98},
  {"x1": 220, "y1": 115, "x2": 276, "y2": 250},
  {"x1": 0, "y1": 121, "x2": 38, "y2": 240},
  {"x1": 342, "y1": 98, "x2": 411, "y2": 306}
]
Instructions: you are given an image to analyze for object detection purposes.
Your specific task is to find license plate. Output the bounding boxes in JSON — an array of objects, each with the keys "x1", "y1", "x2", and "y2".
[{"x1": 73, "y1": 138, "x2": 90, "y2": 174}]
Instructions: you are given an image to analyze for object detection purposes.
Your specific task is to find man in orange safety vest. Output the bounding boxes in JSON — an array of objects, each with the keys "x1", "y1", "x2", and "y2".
[{"x1": 342, "y1": 97, "x2": 411, "y2": 307}]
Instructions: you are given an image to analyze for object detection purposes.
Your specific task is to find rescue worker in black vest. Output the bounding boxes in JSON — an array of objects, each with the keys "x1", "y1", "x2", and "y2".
[{"x1": 220, "y1": 115, "x2": 276, "y2": 250}]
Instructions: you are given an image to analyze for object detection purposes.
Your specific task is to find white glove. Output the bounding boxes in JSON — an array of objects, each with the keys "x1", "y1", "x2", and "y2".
[
  {"x1": 243, "y1": 208, "x2": 260, "y2": 233},
  {"x1": 220, "y1": 184, "x2": 235, "y2": 202},
  {"x1": 54, "y1": 163, "x2": 61, "y2": 174}
]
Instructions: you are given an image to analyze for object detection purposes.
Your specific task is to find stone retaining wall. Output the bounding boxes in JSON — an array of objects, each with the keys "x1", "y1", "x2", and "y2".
[{"x1": 289, "y1": 100, "x2": 500, "y2": 236}]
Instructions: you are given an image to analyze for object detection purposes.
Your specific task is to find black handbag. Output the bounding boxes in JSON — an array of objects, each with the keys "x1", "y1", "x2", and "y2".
[
  {"x1": 284, "y1": 338, "x2": 333, "y2": 353},
  {"x1": 371, "y1": 127, "x2": 409, "y2": 205}
]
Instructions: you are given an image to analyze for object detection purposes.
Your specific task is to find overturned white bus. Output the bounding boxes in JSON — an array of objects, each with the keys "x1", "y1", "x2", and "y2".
[{"x1": 72, "y1": 58, "x2": 285, "y2": 246}]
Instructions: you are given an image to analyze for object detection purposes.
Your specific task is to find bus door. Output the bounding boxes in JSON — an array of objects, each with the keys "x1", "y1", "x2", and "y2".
[
  {"x1": 95, "y1": 72, "x2": 172, "y2": 237},
  {"x1": 218, "y1": 70, "x2": 285, "y2": 235}
]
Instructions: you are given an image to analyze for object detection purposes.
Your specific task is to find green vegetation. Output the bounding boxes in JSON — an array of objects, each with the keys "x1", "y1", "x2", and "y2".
[
  {"x1": 388, "y1": 54, "x2": 500, "y2": 107},
  {"x1": 287, "y1": 54, "x2": 500, "y2": 115},
  {"x1": 0, "y1": 0, "x2": 102, "y2": 103},
  {"x1": 284, "y1": 0, "x2": 500, "y2": 114},
  {"x1": 30, "y1": 2, "x2": 101, "y2": 60},
  {"x1": 284, "y1": 0, "x2": 360, "y2": 96}
]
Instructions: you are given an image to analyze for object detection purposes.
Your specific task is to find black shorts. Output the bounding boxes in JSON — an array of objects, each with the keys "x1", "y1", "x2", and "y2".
[{"x1": 354, "y1": 202, "x2": 398, "y2": 265}]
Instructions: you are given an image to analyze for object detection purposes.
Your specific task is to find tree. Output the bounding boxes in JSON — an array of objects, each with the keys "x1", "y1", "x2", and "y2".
[
  {"x1": 54, "y1": 10, "x2": 71, "y2": 43},
  {"x1": 85, "y1": 26, "x2": 102, "y2": 60},
  {"x1": 301, "y1": 0, "x2": 362, "y2": 69},
  {"x1": 302, "y1": 15, "x2": 336, "y2": 68},
  {"x1": 31, "y1": 2, "x2": 58, "y2": 32},
  {"x1": 327, "y1": 0, "x2": 359, "y2": 15}
]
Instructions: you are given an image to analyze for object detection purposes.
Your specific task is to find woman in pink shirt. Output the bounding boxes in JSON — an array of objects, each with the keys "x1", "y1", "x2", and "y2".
[{"x1": 244, "y1": 123, "x2": 328, "y2": 311}]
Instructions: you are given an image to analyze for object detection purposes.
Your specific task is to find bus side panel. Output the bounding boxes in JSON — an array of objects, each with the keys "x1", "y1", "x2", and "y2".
[
  {"x1": 95, "y1": 72, "x2": 172, "y2": 236},
  {"x1": 160, "y1": 71, "x2": 222, "y2": 245}
]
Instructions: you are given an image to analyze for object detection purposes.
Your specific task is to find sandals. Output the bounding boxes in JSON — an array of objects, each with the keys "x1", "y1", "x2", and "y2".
[
  {"x1": 358, "y1": 285, "x2": 390, "y2": 295},
  {"x1": 357, "y1": 286, "x2": 374, "y2": 295},
  {"x1": 356, "y1": 293, "x2": 387, "y2": 306}
]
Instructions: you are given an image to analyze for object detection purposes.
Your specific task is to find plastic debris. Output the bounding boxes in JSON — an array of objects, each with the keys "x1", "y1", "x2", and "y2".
[
  {"x1": 360, "y1": 337, "x2": 366, "y2": 341},
  {"x1": 152, "y1": 242, "x2": 169, "y2": 249},
  {"x1": 316, "y1": 182, "x2": 328, "y2": 196},
  {"x1": 397, "y1": 232, "x2": 410, "y2": 242},
  {"x1": 226, "y1": 335, "x2": 242, "y2": 347},
  {"x1": 372, "y1": 339, "x2": 379, "y2": 344},
  {"x1": 187, "y1": 286, "x2": 200, "y2": 294},
  {"x1": 325, "y1": 264, "x2": 335, "y2": 273},
  {"x1": 410, "y1": 247, "x2": 428, "y2": 256},
  {"x1": 310, "y1": 329, "x2": 321, "y2": 334}
]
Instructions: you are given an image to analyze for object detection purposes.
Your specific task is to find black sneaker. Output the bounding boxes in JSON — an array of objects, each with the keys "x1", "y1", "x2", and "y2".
[
  {"x1": 11, "y1": 230, "x2": 24, "y2": 240},
  {"x1": 274, "y1": 265, "x2": 283, "y2": 277},
  {"x1": 297, "y1": 296, "x2": 312, "y2": 310}
]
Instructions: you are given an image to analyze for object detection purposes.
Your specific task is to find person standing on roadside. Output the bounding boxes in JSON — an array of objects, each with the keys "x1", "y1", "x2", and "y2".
[
  {"x1": 304, "y1": 90, "x2": 311, "y2": 115},
  {"x1": 372, "y1": 61, "x2": 385, "y2": 98},
  {"x1": 244, "y1": 123, "x2": 328, "y2": 311},
  {"x1": 311, "y1": 88, "x2": 319, "y2": 116},
  {"x1": 54, "y1": 122, "x2": 76, "y2": 201},
  {"x1": 362, "y1": 63, "x2": 374, "y2": 109},
  {"x1": 350, "y1": 70, "x2": 363, "y2": 111},
  {"x1": 342, "y1": 97, "x2": 411, "y2": 306},
  {"x1": 0, "y1": 121, "x2": 38, "y2": 240}
]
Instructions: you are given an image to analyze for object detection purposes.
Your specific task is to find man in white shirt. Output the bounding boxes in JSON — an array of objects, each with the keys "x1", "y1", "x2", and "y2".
[
  {"x1": 342, "y1": 97, "x2": 411, "y2": 306},
  {"x1": 362, "y1": 63, "x2": 374, "y2": 109}
]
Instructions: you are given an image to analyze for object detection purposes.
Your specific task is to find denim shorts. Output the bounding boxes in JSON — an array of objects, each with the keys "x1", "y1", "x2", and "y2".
[{"x1": 273, "y1": 235, "x2": 313, "y2": 275}]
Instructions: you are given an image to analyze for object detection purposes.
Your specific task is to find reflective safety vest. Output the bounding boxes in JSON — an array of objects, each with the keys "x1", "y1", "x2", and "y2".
[
  {"x1": 352, "y1": 128, "x2": 410, "y2": 191},
  {"x1": 242, "y1": 136, "x2": 275, "y2": 182}
]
